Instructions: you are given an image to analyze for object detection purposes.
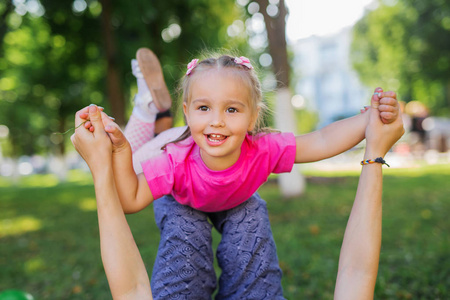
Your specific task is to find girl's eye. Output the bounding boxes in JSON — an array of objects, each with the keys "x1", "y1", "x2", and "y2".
[
  {"x1": 227, "y1": 107, "x2": 238, "y2": 113},
  {"x1": 198, "y1": 106, "x2": 209, "y2": 111}
]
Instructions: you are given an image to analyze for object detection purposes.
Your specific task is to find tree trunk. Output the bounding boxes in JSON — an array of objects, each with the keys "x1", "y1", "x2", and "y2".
[
  {"x1": 255, "y1": 0, "x2": 305, "y2": 196},
  {"x1": 274, "y1": 88, "x2": 306, "y2": 196},
  {"x1": 100, "y1": 0, "x2": 126, "y2": 126}
]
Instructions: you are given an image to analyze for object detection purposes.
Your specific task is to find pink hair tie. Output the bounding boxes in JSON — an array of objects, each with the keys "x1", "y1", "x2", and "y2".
[
  {"x1": 234, "y1": 56, "x2": 253, "y2": 69},
  {"x1": 186, "y1": 58, "x2": 199, "y2": 75}
]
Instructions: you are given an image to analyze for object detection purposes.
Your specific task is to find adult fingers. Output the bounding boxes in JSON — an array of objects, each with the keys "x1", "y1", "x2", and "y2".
[
  {"x1": 380, "y1": 112, "x2": 395, "y2": 122},
  {"x1": 378, "y1": 104, "x2": 397, "y2": 113},
  {"x1": 88, "y1": 104, "x2": 106, "y2": 135},
  {"x1": 379, "y1": 97, "x2": 398, "y2": 107}
]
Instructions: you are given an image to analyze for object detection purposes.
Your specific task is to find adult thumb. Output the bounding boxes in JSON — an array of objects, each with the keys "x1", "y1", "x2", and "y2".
[
  {"x1": 88, "y1": 104, "x2": 105, "y2": 130},
  {"x1": 369, "y1": 96, "x2": 382, "y2": 127},
  {"x1": 371, "y1": 87, "x2": 382, "y2": 109}
]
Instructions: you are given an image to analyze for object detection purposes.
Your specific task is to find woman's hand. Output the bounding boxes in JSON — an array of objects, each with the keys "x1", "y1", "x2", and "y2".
[
  {"x1": 78, "y1": 107, "x2": 130, "y2": 155},
  {"x1": 362, "y1": 87, "x2": 400, "y2": 125},
  {"x1": 365, "y1": 95, "x2": 405, "y2": 158},
  {"x1": 71, "y1": 105, "x2": 113, "y2": 174}
]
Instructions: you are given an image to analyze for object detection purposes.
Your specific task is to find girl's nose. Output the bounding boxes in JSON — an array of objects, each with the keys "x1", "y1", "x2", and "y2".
[{"x1": 209, "y1": 112, "x2": 225, "y2": 127}]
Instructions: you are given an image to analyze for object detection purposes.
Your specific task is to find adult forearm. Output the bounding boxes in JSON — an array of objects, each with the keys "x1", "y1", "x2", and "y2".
[
  {"x1": 334, "y1": 162, "x2": 383, "y2": 300},
  {"x1": 93, "y1": 169, "x2": 152, "y2": 299}
]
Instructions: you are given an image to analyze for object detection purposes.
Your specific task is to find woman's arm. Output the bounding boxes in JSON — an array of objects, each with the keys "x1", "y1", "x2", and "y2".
[
  {"x1": 78, "y1": 106, "x2": 155, "y2": 214},
  {"x1": 93, "y1": 166, "x2": 153, "y2": 300},
  {"x1": 295, "y1": 90, "x2": 399, "y2": 163},
  {"x1": 71, "y1": 105, "x2": 153, "y2": 299},
  {"x1": 333, "y1": 157, "x2": 382, "y2": 299},
  {"x1": 334, "y1": 97, "x2": 404, "y2": 299}
]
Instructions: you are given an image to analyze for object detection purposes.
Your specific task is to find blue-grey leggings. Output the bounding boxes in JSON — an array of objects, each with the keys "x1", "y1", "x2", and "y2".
[{"x1": 151, "y1": 193, "x2": 285, "y2": 300}]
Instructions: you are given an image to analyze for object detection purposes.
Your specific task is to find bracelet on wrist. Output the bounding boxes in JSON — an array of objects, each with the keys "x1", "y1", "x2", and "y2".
[{"x1": 361, "y1": 157, "x2": 390, "y2": 167}]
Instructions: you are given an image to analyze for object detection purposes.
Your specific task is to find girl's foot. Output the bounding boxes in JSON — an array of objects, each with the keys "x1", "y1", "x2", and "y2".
[{"x1": 136, "y1": 48, "x2": 172, "y2": 112}]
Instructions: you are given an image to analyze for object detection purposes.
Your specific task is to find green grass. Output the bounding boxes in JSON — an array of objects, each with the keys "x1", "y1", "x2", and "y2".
[{"x1": 1, "y1": 166, "x2": 449, "y2": 299}]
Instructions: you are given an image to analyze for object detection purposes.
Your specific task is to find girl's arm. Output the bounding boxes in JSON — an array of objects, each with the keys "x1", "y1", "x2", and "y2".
[
  {"x1": 334, "y1": 98, "x2": 404, "y2": 299},
  {"x1": 295, "y1": 90, "x2": 399, "y2": 163},
  {"x1": 101, "y1": 129, "x2": 155, "y2": 214},
  {"x1": 71, "y1": 105, "x2": 153, "y2": 299}
]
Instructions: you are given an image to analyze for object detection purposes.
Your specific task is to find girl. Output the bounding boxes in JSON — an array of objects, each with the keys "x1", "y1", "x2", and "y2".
[
  {"x1": 71, "y1": 94, "x2": 405, "y2": 299},
  {"x1": 78, "y1": 53, "x2": 399, "y2": 299}
]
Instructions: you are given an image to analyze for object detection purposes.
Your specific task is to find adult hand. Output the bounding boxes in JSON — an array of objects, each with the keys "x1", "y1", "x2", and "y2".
[
  {"x1": 79, "y1": 108, "x2": 130, "y2": 155},
  {"x1": 71, "y1": 105, "x2": 112, "y2": 174},
  {"x1": 365, "y1": 95, "x2": 405, "y2": 157},
  {"x1": 365, "y1": 87, "x2": 400, "y2": 124}
]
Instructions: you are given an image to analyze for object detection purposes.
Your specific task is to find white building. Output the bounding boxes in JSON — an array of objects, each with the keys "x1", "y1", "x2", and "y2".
[{"x1": 291, "y1": 27, "x2": 369, "y2": 128}]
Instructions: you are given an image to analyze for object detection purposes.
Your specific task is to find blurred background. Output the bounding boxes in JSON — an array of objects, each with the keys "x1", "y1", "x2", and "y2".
[{"x1": 1, "y1": 0, "x2": 449, "y2": 299}]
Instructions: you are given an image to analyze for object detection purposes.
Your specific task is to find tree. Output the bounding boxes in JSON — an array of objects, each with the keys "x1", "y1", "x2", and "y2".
[
  {"x1": 249, "y1": 0, "x2": 305, "y2": 196},
  {"x1": 0, "y1": 0, "x2": 244, "y2": 160},
  {"x1": 352, "y1": 0, "x2": 450, "y2": 115}
]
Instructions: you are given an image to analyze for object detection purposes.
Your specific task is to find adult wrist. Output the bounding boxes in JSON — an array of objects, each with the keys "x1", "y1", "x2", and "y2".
[{"x1": 363, "y1": 152, "x2": 385, "y2": 160}]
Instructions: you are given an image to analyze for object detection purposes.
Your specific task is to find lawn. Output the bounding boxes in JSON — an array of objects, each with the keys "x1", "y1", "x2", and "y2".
[{"x1": 1, "y1": 164, "x2": 449, "y2": 299}]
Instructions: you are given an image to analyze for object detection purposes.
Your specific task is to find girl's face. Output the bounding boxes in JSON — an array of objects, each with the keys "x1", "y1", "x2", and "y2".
[{"x1": 183, "y1": 70, "x2": 257, "y2": 171}]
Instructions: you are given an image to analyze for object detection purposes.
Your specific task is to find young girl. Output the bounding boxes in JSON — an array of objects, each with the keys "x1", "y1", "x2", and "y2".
[
  {"x1": 78, "y1": 53, "x2": 399, "y2": 299},
  {"x1": 71, "y1": 93, "x2": 405, "y2": 299}
]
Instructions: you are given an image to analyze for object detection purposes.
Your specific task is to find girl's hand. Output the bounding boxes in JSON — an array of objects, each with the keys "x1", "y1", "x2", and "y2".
[
  {"x1": 71, "y1": 105, "x2": 113, "y2": 173},
  {"x1": 365, "y1": 96, "x2": 405, "y2": 157}
]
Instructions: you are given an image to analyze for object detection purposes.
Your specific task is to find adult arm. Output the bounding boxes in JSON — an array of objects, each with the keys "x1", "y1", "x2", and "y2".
[
  {"x1": 79, "y1": 106, "x2": 155, "y2": 213},
  {"x1": 334, "y1": 97, "x2": 404, "y2": 299},
  {"x1": 295, "y1": 89, "x2": 399, "y2": 163},
  {"x1": 93, "y1": 166, "x2": 153, "y2": 300},
  {"x1": 71, "y1": 105, "x2": 153, "y2": 299}
]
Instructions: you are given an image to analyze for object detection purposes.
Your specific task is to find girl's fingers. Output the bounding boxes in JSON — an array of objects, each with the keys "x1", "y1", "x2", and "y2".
[
  {"x1": 75, "y1": 106, "x2": 91, "y2": 127},
  {"x1": 378, "y1": 104, "x2": 397, "y2": 113},
  {"x1": 100, "y1": 112, "x2": 115, "y2": 126},
  {"x1": 379, "y1": 97, "x2": 398, "y2": 107},
  {"x1": 84, "y1": 121, "x2": 92, "y2": 129}
]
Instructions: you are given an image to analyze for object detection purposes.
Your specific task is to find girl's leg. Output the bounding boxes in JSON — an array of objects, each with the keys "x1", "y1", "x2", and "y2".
[
  {"x1": 124, "y1": 48, "x2": 171, "y2": 153},
  {"x1": 151, "y1": 195, "x2": 216, "y2": 300},
  {"x1": 131, "y1": 126, "x2": 187, "y2": 173},
  {"x1": 210, "y1": 193, "x2": 285, "y2": 300}
]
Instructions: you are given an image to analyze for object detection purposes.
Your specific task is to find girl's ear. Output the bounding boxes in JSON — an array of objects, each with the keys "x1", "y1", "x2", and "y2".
[
  {"x1": 247, "y1": 106, "x2": 261, "y2": 132},
  {"x1": 183, "y1": 102, "x2": 190, "y2": 125}
]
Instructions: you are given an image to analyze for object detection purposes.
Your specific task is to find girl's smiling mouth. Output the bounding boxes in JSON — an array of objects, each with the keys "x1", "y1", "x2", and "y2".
[{"x1": 205, "y1": 133, "x2": 228, "y2": 145}]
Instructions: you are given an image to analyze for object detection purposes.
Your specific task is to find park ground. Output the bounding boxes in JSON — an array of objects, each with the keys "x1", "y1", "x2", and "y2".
[{"x1": 1, "y1": 163, "x2": 449, "y2": 299}]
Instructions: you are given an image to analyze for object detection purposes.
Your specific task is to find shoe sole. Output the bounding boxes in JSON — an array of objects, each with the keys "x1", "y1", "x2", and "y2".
[{"x1": 136, "y1": 48, "x2": 172, "y2": 112}]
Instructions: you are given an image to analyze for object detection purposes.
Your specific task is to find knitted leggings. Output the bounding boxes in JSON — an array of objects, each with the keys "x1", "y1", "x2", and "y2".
[{"x1": 124, "y1": 116, "x2": 285, "y2": 299}]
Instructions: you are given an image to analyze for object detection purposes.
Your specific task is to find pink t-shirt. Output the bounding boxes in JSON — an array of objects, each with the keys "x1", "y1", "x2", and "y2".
[{"x1": 142, "y1": 132, "x2": 296, "y2": 212}]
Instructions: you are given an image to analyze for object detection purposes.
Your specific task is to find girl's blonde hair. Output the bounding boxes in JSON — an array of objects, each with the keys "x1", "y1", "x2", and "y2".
[{"x1": 164, "y1": 53, "x2": 273, "y2": 148}]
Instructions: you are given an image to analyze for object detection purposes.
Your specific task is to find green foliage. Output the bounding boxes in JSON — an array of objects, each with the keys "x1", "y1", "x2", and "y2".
[
  {"x1": 1, "y1": 165, "x2": 449, "y2": 298},
  {"x1": 0, "y1": 0, "x2": 247, "y2": 156},
  {"x1": 352, "y1": 0, "x2": 450, "y2": 116}
]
